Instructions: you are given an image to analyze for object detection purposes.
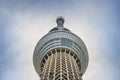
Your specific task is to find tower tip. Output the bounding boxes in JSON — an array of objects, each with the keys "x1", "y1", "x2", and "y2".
[{"x1": 56, "y1": 16, "x2": 65, "y2": 27}]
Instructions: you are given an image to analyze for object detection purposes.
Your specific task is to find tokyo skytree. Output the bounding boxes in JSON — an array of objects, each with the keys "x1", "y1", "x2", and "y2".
[{"x1": 33, "y1": 17, "x2": 89, "y2": 80}]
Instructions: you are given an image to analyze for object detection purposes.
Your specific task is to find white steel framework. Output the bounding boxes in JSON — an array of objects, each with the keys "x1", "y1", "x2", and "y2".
[{"x1": 41, "y1": 48, "x2": 82, "y2": 80}]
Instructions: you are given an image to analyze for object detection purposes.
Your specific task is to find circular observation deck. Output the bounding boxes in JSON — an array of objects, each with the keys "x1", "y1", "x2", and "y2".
[{"x1": 33, "y1": 17, "x2": 89, "y2": 78}]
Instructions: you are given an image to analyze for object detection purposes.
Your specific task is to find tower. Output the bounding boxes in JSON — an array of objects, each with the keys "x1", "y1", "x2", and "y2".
[{"x1": 33, "y1": 17, "x2": 89, "y2": 80}]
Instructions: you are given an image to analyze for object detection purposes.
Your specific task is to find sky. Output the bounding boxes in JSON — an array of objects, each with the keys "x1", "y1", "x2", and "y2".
[{"x1": 0, "y1": 0, "x2": 120, "y2": 80}]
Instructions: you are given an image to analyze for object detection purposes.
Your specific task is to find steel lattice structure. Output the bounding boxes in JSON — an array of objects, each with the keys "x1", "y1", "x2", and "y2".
[{"x1": 33, "y1": 17, "x2": 89, "y2": 80}]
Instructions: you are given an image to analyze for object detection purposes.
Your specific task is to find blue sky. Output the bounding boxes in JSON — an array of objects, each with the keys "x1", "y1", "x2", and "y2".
[{"x1": 0, "y1": 0, "x2": 120, "y2": 80}]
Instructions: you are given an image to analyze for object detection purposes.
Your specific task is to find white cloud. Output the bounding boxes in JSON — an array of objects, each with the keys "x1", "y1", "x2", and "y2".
[{"x1": 1, "y1": 0, "x2": 119, "y2": 80}]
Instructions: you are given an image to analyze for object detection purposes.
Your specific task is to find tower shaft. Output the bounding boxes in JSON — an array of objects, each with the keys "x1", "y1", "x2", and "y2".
[{"x1": 41, "y1": 48, "x2": 81, "y2": 80}]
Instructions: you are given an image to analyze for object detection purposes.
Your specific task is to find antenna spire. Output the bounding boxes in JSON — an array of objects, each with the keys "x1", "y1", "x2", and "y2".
[{"x1": 56, "y1": 16, "x2": 65, "y2": 27}]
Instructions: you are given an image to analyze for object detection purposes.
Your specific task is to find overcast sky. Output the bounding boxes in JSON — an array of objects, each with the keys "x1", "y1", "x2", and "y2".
[{"x1": 0, "y1": 0, "x2": 120, "y2": 80}]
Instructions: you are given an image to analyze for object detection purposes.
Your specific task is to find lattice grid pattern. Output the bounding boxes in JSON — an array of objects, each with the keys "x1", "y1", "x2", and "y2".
[{"x1": 40, "y1": 48, "x2": 82, "y2": 80}]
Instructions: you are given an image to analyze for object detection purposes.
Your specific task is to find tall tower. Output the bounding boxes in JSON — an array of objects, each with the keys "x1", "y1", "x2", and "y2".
[{"x1": 33, "y1": 17, "x2": 89, "y2": 80}]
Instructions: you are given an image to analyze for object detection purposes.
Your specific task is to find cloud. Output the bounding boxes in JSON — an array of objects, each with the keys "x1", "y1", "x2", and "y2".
[{"x1": 0, "y1": 0, "x2": 120, "y2": 80}]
